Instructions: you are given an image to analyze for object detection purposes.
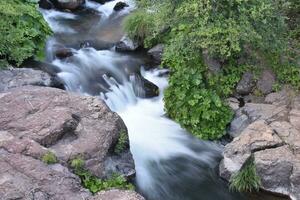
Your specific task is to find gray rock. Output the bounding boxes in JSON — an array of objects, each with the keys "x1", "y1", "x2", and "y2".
[
  {"x1": 226, "y1": 97, "x2": 240, "y2": 111},
  {"x1": 220, "y1": 120, "x2": 283, "y2": 181},
  {"x1": 115, "y1": 36, "x2": 139, "y2": 52},
  {"x1": 0, "y1": 68, "x2": 52, "y2": 93},
  {"x1": 113, "y1": 2, "x2": 129, "y2": 11},
  {"x1": 202, "y1": 50, "x2": 221, "y2": 74},
  {"x1": 91, "y1": 189, "x2": 145, "y2": 200},
  {"x1": 257, "y1": 69, "x2": 276, "y2": 95},
  {"x1": 148, "y1": 44, "x2": 164, "y2": 64},
  {"x1": 254, "y1": 146, "x2": 300, "y2": 200},
  {"x1": 0, "y1": 86, "x2": 134, "y2": 178},
  {"x1": 0, "y1": 149, "x2": 90, "y2": 200},
  {"x1": 236, "y1": 72, "x2": 255, "y2": 95},
  {"x1": 229, "y1": 114, "x2": 250, "y2": 138}
]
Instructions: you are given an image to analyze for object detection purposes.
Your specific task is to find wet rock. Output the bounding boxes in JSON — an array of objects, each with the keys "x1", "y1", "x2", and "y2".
[
  {"x1": 0, "y1": 149, "x2": 90, "y2": 200},
  {"x1": 220, "y1": 120, "x2": 284, "y2": 180},
  {"x1": 39, "y1": 0, "x2": 54, "y2": 9},
  {"x1": 236, "y1": 72, "x2": 255, "y2": 95},
  {"x1": 90, "y1": 0, "x2": 110, "y2": 4},
  {"x1": 131, "y1": 74, "x2": 159, "y2": 98},
  {"x1": 55, "y1": 48, "x2": 74, "y2": 59},
  {"x1": 0, "y1": 86, "x2": 134, "y2": 178},
  {"x1": 91, "y1": 189, "x2": 145, "y2": 200},
  {"x1": 202, "y1": 50, "x2": 221, "y2": 74},
  {"x1": 0, "y1": 68, "x2": 52, "y2": 93},
  {"x1": 148, "y1": 44, "x2": 164, "y2": 64},
  {"x1": 113, "y1": 2, "x2": 129, "y2": 11},
  {"x1": 51, "y1": 0, "x2": 85, "y2": 10},
  {"x1": 115, "y1": 36, "x2": 139, "y2": 52},
  {"x1": 256, "y1": 69, "x2": 276, "y2": 95}
]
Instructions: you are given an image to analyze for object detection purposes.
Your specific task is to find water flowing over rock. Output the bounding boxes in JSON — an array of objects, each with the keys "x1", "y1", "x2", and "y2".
[
  {"x1": 0, "y1": 86, "x2": 134, "y2": 178},
  {"x1": 221, "y1": 89, "x2": 300, "y2": 200},
  {"x1": 91, "y1": 189, "x2": 145, "y2": 200},
  {"x1": 115, "y1": 36, "x2": 139, "y2": 52}
]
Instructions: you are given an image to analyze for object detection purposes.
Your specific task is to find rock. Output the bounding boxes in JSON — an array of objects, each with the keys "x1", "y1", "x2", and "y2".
[
  {"x1": 115, "y1": 36, "x2": 139, "y2": 52},
  {"x1": 39, "y1": 0, "x2": 54, "y2": 9},
  {"x1": 0, "y1": 86, "x2": 134, "y2": 178},
  {"x1": 254, "y1": 146, "x2": 300, "y2": 200},
  {"x1": 51, "y1": 0, "x2": 85, "y2": 10},
  {"x1": 236, "y1": 72, "x2": 255, "y2": 95},
  {"x1": 289, "y1": 109, "x2": 300, "y2": 131},
  {"x1": 55, "y1": 48, "x2": 74, "y2": 59},
  {"x1": 147, "y1": 44, "x2": 164, "y2": 64},
  {"x1": 220, "y1": 120, "x2": 283, "y2": 180},
  {"x1": 256, "y1": 69, "x2": 276, "y2": 95},
  {"x1": 0, "y1": 68, "x2": 52, "y2": 93},
  {"x1": 228, "y1": 114, "x2": 250, "y2": 138},
  {"x1": 90, "y1": 0, "x2": 110, "y2": 4},
  {"x1": 226, "y1": 98, "x2": 240, "y2": 111},
  {"x1": 91, "y1": 189, "x2": 145, "y2": 200},
  {"x1": 0, "y1": 149, "x2": 90, "y2": 200},
  {"x1": 265, "y1": 88, "x2": 292, "y2": 106},
  {"x1": 130, "y1": 74, "x2": 159, "y2": 98},
  {"x1": 202, "y1": 50, "x2": 221, "y2": 74},
  {"x1": 113, "y1": 2, "x2": 129, "y2": 11}
]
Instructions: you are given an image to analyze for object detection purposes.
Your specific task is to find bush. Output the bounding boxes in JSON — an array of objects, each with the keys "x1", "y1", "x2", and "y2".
[
  {"x1": 70, "y1": 158, "x2": 134, "y2": 194},
  {"x1": 42, "y1": 151, "x2": 58, "y2": 164},
  {"x1": 115, "y1": 130, "x2": 129, "y2": 154},
  {"x1": 229, "y1": 158, "x2": 261, "y2": 192},
  {"x1": 0, "y1": 0, "x2": 51, "y2": 67}
]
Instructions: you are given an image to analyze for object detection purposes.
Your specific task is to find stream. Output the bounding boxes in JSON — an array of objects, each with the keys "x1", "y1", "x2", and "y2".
[{"x1": 39, "y1": 1, "x2": 287, "y2": 199}]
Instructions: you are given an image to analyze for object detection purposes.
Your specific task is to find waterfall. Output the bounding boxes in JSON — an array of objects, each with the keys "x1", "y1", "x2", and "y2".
[{"x1": 41, "y1": 2, "x2": 245, "y2": 200}]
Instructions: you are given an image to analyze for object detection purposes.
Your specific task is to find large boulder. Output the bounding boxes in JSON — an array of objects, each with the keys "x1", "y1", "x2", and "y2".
[
  {"x1": 0, "y1": 86, "x2": 134, "y2": 178},
  {"x1": 220, "y1": 91, "x2": 300, "y2": 199},
  {"x1": 0, "y1": 149, "x2": 90, "y2": 200},
  {"x1": 91, "y1": 189, "x2": 145, "y2": 200},
  {"x1": 0, "y1": 68, "x2": 58, "y2": 93}
]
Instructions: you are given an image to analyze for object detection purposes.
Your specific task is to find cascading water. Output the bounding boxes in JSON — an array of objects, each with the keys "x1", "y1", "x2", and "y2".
[{"x1": 40, "y1": 1, "x2": 271, "y2": 199}]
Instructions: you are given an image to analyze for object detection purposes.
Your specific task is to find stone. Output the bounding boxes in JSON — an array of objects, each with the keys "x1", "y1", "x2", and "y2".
[
  {"x1": 131, "y1": 74, "x2": 159, "y2": 98},
  {"x1": 113, "y1": 2, "x2": 129, "y2": 11},
  {"x1": 202, "y1": 50, "x2": 221, "y2": 74},
  {"x1": 289, "y1": 109, "x2": 300, "y2": 131},
  {"x1": 0, "y1": 68, "x2": 53, "y2": 93},
  {"x1": 115, "y1": 36, "x2": 139, "y2": 52},
  {"x1": 0, "y1": 86, "x2": 134, "y2": 178},
  {"x1": 39, "y1": 0, "x2": 54, "y2": 9},
  {"x1": 236, "y1": 72, "x2": 255, "y2": 95},
  {"x1": 220, "y1": 120, "x2": 283, "y2": 180},
  {"x1": 254, "y1": 146, "x2": 300, "y2": 200},
  {"x1": 265, "y1": 88, "x2": 292, "y2": 106},
  {"x1": 256, "y1": 69, "x2": 276, "y2": 95},
  {"x1": 91, "y1": 189, "x2": 145, "y2": 200},
  {"x1": 228, "y1": 114, "x2": 250, "y2": 138},
  {"x1": 147, "y1": 44, "x2": 164, "y2": 64},
  {"x1": 55, "y1": 48, "x2": 74, "y2": 59},
  {"x1": 51, "y1": 0, "x2": 85, "y2": 10},
  {"x1": 226, "y1": 98, "x2": 240, "y2": 111},
  {"x1": 0, "y1": 149, "x2": 90, "y2": 200}
]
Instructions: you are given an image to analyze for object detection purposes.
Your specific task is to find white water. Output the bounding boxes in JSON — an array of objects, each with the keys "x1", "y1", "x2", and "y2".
[{"x1": 42, "y1": 2, "x2": 244, "y2": 200}]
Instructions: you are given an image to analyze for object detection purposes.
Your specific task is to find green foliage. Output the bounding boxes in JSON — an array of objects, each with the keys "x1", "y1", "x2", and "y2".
[
  {"x1": 71, "y1": 158, "x2": 134, "y2": 194},
  {"x1": 274, "y1": 64, "x2": 300, "y2": 90},
  {"x1": 42, "y1": 151, "x2": 58, "y2": 164},
  {"x1": 0, "y1": 0, "x2": 51, "y2": 67},
  {"x1": 229, "y1": 158, "x2": 261, "y2": 192},
  {"x1": 115, "y1": 130, "x2": 129, "y2": 154}
]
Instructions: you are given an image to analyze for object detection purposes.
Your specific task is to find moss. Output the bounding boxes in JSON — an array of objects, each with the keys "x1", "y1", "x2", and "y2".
[
  {"x1": 114, "y1": 130, "x2": 128, "y2": 154},
  {"x1": 229, "y1": 158, "x2": 261, "y2": 192},
  {"x1": 70, "y1": 158, "x2": 134, "y2": 194},
  {"x1": 42, "y1": 151, "x2": 58, "y2": 165}
]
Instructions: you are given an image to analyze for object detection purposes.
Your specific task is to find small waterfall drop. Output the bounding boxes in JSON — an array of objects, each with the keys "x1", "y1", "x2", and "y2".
[{"x1": 41, "y1": 2, "x2": 246, "y2": 200}]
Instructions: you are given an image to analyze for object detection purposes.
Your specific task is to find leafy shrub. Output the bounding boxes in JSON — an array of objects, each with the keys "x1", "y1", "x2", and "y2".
[
  {"x1": 229, "y1": 158, "x2": 261, "y2": 192},
  {"x1": 42, "y1": 151, "x2": 58, "y2": 164},
  {"x1": 70, "y1": 158, "x2": 134, "y2": 194},
  {"x1": 115, "y1": 130, "x2": 129, "y2": 154},
  {"x1": 0, "y1": 0, "x2": 51, "y2": 67}
]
